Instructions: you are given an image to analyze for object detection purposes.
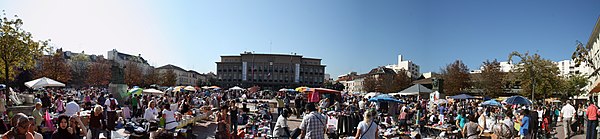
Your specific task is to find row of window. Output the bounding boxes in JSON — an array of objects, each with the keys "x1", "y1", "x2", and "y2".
[
  {"x1": 303, "y1": 61, "x2": 319, "y2": 65},
  {"x1": 217, "y1": 66, "x2": 324, "y2": 74},
  {"x1": 218, "y1": 74, "x2": 323, "y2": 82},
  {"x1": 219, "y1": 74, "x2": 324, "y2": 82},
  {"x1": 217, "y1": 69, "x2": 324, "y2": 75},
  {"x1": 218, "y1": 78, "x2": 323, "y2": 85}
]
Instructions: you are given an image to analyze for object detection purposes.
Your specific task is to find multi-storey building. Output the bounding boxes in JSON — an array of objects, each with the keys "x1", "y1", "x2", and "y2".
[
  {"x1": 470, "y1": 61, "x2": 515, "y2": 74},
  {"x1": 107, "y1": 49, "x2": 153, "y2": 75},
  {"x1": 554, "y1": 60, "x2": 592, "y2": 77},
  {"x1": 385, "y1": 55, "x2": 420, "y2": 79},
  {"x1": 339, "y1": 67, "x2": 396, "y2": 93},
  {"x1": 586, "y1": 17, "x2": 600, "y2": 93},
  {"x1": 216, "y1": 52, "x2": 326, "y2": 89},
  {"x1": 156, "y1": 64, "x2": 212, "y2": 86}
]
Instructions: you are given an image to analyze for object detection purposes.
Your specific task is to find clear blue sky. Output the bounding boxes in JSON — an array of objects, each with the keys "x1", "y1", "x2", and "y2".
[{"x1": 2, "y1": 0, "x2": 600, "y2": 77}]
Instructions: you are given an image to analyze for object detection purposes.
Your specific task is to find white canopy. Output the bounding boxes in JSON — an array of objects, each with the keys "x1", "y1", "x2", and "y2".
[
  {"x1": 389, "y1": 92, "x2": 420, "y2": 96},
  {"x1": 25, "y1": 77, "x2": 65, "y2": 89},
  {"x1": 229, "y1": 86, "x2": 244, "y2": 91},
  {"x1": 184, "y1": 86, "x2": 197, "y2": 91},
  {"x1": 142, "y1": 88, "x2": 164, "y2": 95}
]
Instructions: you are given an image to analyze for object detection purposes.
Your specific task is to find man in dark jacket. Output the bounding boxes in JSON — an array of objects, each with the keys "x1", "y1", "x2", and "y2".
[
  {"x1": 294, "y1": 96, "x2": 304, "y2": 118},
  {"x1": 41, "y1": 93, "x2": 51, "y2": 110},
  {"x1": 529, "y1": 107, "x2": 539, "y2": 138}
]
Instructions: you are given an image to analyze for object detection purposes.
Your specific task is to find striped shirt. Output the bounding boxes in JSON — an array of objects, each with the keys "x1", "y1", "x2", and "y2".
[{"x1": 300, "y1": 111, "x2": 326, "y2": 139}]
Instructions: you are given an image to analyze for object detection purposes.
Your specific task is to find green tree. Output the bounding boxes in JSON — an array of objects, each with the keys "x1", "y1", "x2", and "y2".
[
  {"x1": 572, "y1": 40, "x2": 600, "y2": 78},
  {"x1": 509, "y1": 51, "x2": 561, "y2": 101},
  {"x1": 323, "y1": 81, "x2": 345, "y2": 91},
  {"x1": 161, "y1": 69, "x2": 177, "y2": 86},
  {"x1": 378, "y1": 74, "x2": 397, "y2": 93},
  {"x1": 36, "y1": 49, "x2": 72, "y2": 83},
  {"x1": 363, "y1": 76, "x2": 377, "y2": 92},
  {"x1": 70, "y1": 52, "x2": 89, "y2": 87},
  {"x1": 0, "y1": 12, "x2": 49, "y2": 84},
  {"x1": 474, "y1": 59, "x2": 505, "y2": 98},
  {"x1": 143, "y1": 68, "x2": 161, "y2": 87},
  {"x1": 86, "y1": 58, "x2": 111, "y2": 87},
  {"x1": 557, "y1": 74, "x2": 588, "y2": 99},
  {"x1": 441, "y1": 60, "x2": 471, "y2": 96},
  {"x1": 124, "y1": 61, "x2": 143, "y2": 86},
  {"x1": 393, "y1": 69, "x2": 413, "y2": 92}
]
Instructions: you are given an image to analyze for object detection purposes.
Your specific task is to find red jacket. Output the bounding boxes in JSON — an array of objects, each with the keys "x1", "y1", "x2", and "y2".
[{"x1": 587, "y1": 104, "x2": 599, "y2": 120}]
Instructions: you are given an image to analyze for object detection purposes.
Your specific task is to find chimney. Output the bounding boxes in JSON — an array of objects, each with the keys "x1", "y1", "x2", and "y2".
[{"x1": 398, "y1": 55, "x2": 403, "y2": 65}]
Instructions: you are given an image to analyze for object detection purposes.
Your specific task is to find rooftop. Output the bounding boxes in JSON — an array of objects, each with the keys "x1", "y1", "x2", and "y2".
[
  {"x1": 221, "y1": 51, "x2": 322, "y2": 60},
  {"x1": 156, "y1": 64, "x2": 186, "y2": 71}
]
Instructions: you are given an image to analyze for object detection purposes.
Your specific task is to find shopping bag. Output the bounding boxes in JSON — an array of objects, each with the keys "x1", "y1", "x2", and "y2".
[
  {"x1": 86, "y1": 129, "x2": 92, "y2": 139},
  {"x1": 44, "y1": 110, "x2": 55, "y2": 131}
]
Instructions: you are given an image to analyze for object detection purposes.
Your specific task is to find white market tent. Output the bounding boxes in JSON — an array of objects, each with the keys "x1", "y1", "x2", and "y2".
[
  {"x1": 142, "y1": 88, "x2": 165, "y2": 95},
  {"x1": 390, "y1": 84, "x2": 433, "y2": 96},
  {"x1": 25, "y1": 77, "x2": 65, "y2": 89},
  {"x1": 389, "y1": 92, "x2": 419, "y2": 96},
  {"x1": 184, "y1": 86, "x2": 197, "y2": 91},
  {"x1": 229, "y1": 86, "x2": 244, "y2": 91}
]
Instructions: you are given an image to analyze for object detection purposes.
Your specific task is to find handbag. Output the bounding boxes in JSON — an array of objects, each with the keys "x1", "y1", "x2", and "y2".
[{"x1": 291, "y1": 128, "x2": 301, "y2": 139}]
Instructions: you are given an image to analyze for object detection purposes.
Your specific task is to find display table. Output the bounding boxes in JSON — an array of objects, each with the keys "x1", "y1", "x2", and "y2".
[
  {"x1": 425, "y1": 125, "x2": 452, "y2": 132},
  {"x1": 480, "y1": 132, "x2": 493, "y2": 139},
  {"x1": 176, "y1": 114, "x2": 204, "y2": 128},
  {"x1": 424, "y1": 125, "x2": 459, "y2": 138}
]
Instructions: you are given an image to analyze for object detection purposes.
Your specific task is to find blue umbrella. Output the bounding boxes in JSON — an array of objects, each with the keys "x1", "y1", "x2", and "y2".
[
  {"x1": 449, "y1": 94, "x2": 476, "y2": 100},
  {"x1": 481, "y1": 99, "x2": 501, "y2": 106},
  {"x1": 504, "y1": 95, "x2": 532, "y2": 105},
  {"x1": 369, "y1": 94, "x2": 403, "y2": 103}
]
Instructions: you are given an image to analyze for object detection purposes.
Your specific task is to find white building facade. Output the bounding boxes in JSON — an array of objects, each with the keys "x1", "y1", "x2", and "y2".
[
  {"x1": 107, "y1": 49, "x2": 154, "y2": 75},
  {"x1": 340, "y1": 77, "x2": 365, "y2": 93},
  {"x1": 554, "y1": 60, "x2": 592, "y2": 77},
  {"x1": 385, "y1": 55, "x2": 420, "y2": 79},
  {"x1": 586, "y1": 17, "x2": 600, "y2": 94},
  {"x1": 156, "y1": 64, "x2": 210, "y2": 86}
]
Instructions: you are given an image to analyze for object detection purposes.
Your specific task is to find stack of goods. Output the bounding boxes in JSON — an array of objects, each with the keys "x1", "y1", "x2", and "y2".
[{"x1": 243, "y1": 114, "x2": 273, "y2": 139}]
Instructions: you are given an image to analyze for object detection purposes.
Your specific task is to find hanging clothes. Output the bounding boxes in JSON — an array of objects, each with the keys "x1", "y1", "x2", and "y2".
[{"x1": 308, "y1": 92, "x2": 320, "y2": 103}]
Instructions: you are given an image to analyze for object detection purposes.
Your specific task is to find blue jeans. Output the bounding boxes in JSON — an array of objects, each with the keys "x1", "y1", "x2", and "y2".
[{"x1": 587, "y1": 120, "x2": 597, "y2": 139}]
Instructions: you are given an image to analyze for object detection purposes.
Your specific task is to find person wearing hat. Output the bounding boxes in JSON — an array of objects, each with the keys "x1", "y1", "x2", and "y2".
[{"x1": 299, "y1": 103, "x2": 326, "y2": 139}]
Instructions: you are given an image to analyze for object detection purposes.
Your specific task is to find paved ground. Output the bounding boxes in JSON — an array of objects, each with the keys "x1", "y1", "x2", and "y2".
[{"x1": 554, "y1": 121, "x2": 586, "y2": 139}]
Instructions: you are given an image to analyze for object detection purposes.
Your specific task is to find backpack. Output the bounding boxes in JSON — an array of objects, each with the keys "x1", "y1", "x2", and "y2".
[{"x1": 110, "y1": 99, "x2": 117, "y2": 110}]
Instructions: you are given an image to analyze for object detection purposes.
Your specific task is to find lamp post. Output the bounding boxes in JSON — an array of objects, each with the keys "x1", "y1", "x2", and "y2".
[{"x1": 531, "y1": 64, "x2": 554, "y2": 103}]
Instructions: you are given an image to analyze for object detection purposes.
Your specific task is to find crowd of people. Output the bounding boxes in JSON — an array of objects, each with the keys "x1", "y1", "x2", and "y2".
[
  {"x1": 0, "y1": 87, "x2": 257, "y2": 139},
  {"x1": 0, "y1": 86, "x2": 599, "y2": 139},
  {"x1": 267, "y1": 92, "x2": 600, "y2": 139}
]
